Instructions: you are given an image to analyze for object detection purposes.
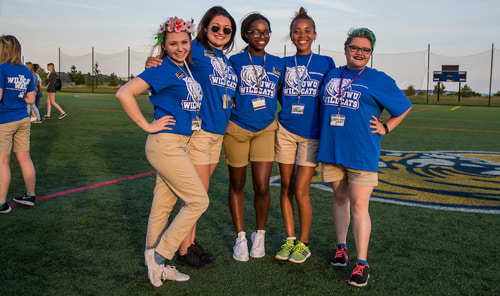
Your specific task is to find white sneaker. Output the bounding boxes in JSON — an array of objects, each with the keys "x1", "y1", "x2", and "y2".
[
  {"x1": 144, "y1": 249, "x2": 164, "y2": 287},
  {"x1": 250, "y1": 230, "x2": 266, "y2": 258},
  {"x1": 233, "y1": 231, "x2": 249, "y2": 261},
  {"x1": 162, "y1": 265, "x2": 190, "y2": 282}
]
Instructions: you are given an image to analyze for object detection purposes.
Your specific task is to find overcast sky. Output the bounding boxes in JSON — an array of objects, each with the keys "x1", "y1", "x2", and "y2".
[{"x1": 2, "y1": 0, "x2": 499, "y2": 65}]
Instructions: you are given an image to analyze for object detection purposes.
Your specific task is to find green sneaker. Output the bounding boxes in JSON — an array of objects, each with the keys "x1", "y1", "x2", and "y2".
[
  {"x1": 288, "y1": 241, "x2": 311, "y2": 263},
  {"x1": 275, "y1": 239, "x2": 295, "y2": 261}
]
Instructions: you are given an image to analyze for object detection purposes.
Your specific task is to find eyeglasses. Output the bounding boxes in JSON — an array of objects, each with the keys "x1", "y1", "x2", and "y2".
[
  {"x1": 247, "y1": 30, "x2": 271, "y2": 38},
  {"x1": 211, "y1": 25, "x2": 232, "y2": 35},
  {"x1": 346, "y1": 44, "x2": 372, "y2": 54}
]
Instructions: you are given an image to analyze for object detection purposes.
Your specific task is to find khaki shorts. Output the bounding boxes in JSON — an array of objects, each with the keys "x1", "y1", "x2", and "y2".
[
  {"x1": 274, "y1": 122, "x2": 319, "y2": 167},
  {"x1": 189, "y1": 129, "x2": 224, "y2": 165},
  {"x1": 0, "y1": 117, "x2": 31, "y2": 155},
  {"x1": 322, "y1": 163, "x2": 378, "y2": 187},
  {"x1": 223, "y1": 120, "x2": 277, "y2": 167}
]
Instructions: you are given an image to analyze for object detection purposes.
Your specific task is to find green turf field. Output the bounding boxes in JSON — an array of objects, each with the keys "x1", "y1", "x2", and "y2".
[{"x1": 1, "y1": 93, "x2": 499, "y2": 295}]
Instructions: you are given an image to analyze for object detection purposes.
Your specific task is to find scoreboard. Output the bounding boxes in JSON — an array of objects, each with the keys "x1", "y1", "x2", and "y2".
[{"x1": 433, "y1": 71, "x2": 467, "y2": 82}]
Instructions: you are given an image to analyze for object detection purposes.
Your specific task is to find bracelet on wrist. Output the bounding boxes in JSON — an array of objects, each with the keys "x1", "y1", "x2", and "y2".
[{"x1": 383, "y1": 123, "x2": 390, "y2": 135}]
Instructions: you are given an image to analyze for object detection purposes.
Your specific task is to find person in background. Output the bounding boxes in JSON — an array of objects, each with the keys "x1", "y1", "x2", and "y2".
[
  {"x1": 116, "y1": 17, "x2": 208, "y2": 287},
  {"x1": 0, "y1": 35, "x2": 37, "y2": 213},
  {"x1": 318, "y1": 27, "x2": 412, "y2": 287},
  {"x1": 25, "y1": 62, "x2": 42, "y2": 123},
  {"x1": 44, "y1": 62, "x2": 67, "y2": 120},
  {"x1": 224, "y1": 12, "x2": 283, "y2": 261},
  {"x1": 145, "y1": 6, "x2": 238, "y2": 269},
  {"x1": 274, "y1": 7, "x2": 335, "y2": 264},
  {"x1": 33, "y1": 64, "x2": 43, "y2": 121}
]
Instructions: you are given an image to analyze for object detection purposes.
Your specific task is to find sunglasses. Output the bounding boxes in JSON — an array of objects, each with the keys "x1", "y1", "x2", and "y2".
[
  {"x1": 211, "y1": 25, "x2": 232, "y2": 35},
  {"x1": 346, "y1": 44, "x2": 372, "y2": 54}
]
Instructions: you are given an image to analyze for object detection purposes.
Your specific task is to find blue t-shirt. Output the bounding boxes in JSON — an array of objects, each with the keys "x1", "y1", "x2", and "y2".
[
  {"x1": 318, "y1": 66, "x2": 412, "y2": 172},
  {"x1": 0, "y1": 63, "x2": 35, "y2": 124},
  {"x1": 229, "y1": 51, "x2": 283, "y2": 132},
  {"x1": 191, "y1": 41, "x2": 238, "y2": 135},
  {"x1": 138, "y1": 57, "x2": 203, "y2": 136},
  {"x1": 278, "y1": 53, "x2": 335, "y2": 139}
]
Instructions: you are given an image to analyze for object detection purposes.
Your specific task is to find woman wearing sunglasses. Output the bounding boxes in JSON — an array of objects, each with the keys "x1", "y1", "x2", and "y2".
[
  {"x1": 318, "y1": 28, "x2": 412, "y2": 287},
  {"x1": 274, "y1": 7, "x2": 336, "y2": 264},
  {"x1": 224, "y1": 12, "x2": 283, "y2": 262},
  {"x1": 146, "y1": 6, "x2": 238, "y2": 269}
]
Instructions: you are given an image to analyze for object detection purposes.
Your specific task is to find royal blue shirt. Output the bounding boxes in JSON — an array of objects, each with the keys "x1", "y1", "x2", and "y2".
[
  {"x1": 190, "y1": 41, "x2": 238, "y2": 135},
  {"x1": 318, "y1": 66, "x2": 412, "y2": 172},
  {"x1": 0, "y1": 63, "x2": 35, "y2": 124},
  {"x1": 138, "y1": 57, "x2": 203, "y2": 136},
  {"x1": 278, "y1": 53, "x2": 335, "y2": 139},
  {"x1": 229, "y1": 51, "x2": 283, "y2": 132}
]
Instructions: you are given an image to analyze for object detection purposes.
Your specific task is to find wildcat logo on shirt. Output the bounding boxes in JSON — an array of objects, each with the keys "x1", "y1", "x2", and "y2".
[
  {"x1": 7, "y1": 75, "x2": 31, "y2": 98},
  {"x1": 209, "y1": 57, "x2": 238, "y2": 90},
  {"x1": 322, "y1": 78, "x2": 361, "y2": 110},
  {"x1": 239, "y1": 65, "x2": 277, "y2": 98},
  {"x1": 181, "y1": 76, "x2": 203, "y2": 111},
  {"x1": 283, "y1": 66, "x2": 320, "y2": 97}
]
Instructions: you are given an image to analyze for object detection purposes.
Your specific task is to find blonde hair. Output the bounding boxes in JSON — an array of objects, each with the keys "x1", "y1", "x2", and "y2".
[
  {"x1": 0, "y1": 35, "x2": 23, "y2": 65},
  {"x1": 47, "y1": 63, "x2": 55, "y2": 72}
]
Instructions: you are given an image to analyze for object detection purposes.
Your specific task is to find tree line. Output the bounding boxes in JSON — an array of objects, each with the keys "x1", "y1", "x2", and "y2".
[{"x1": 404, "y1": 84, "x2": 500, "y2": 97}]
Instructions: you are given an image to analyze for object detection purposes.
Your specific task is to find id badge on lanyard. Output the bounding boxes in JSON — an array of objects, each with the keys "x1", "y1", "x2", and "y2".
[
  {"x1": 191, "y1": 116, "x2": 202, "y2": 131},
  {"x1": 252, "y1": 98, "x2": 266, "y2": 110},
  {"x1": 222, "y1": 94, "x2": 231, "y2": 109},
  {"x1": 291, "y1": 103, "x2": 305, "y2": 114},
  {"x1": 330, "y1": 114, "x2": 345, "y2": 126}
]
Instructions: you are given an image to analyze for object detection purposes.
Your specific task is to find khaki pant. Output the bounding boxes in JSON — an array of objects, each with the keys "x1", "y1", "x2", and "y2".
[{"x1": 144, "y1": 133, "x2": 209, "y2": 260}]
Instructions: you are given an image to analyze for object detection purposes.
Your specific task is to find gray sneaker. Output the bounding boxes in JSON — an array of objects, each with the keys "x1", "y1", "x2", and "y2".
[
  {"x1": 233, "y1": 231, "x2": 249, "y2": 262},
  {"x1": 250, "y1": 230, "x2": 266, "y2": 258},
  {"x1": 144, "y1": 249, "x2": 164, "y2": 287},
  {"x1": 162, "y1": 265, "x2": 190, "y2": 282}
]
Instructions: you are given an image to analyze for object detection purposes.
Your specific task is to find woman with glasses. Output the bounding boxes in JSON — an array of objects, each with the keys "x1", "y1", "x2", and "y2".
[
  {"x1": 224, "y1": 12, "x2": 283, "y2": 262},
  {"x1": 274, "y1": 7, "x2": 335, "y2": 264},
  {"x1": 146, "y1": 6, "x2": 238, "y2": 269},
  {"x1": 318, "y1": 28, "x2": 412, "y2": 287}
]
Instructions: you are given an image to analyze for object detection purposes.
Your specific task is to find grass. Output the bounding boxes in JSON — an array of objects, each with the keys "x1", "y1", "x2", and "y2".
[
  {"x1": 1, "y1": 93, "x2": 499, "y2": 295},
  {"x1": 409, "y1": 94, "x2": 500, "y2": 107}
]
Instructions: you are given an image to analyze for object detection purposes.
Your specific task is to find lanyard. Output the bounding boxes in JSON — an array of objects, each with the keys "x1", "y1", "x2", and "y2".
[
  {"x1": 212, "y1": 49, "x2": 229, "y2": 96},
  {"x1": 170, "y1": 58, "x2": 201, "y2": 114},
  {"x1": 337, "y1": 66, "x2": 365, "y2": 114},
  {"x1": 294, "y1": 53, "x2": 313, "y2": 103},
  {"x1": 248, "y1": 51, "x2": 266, "y2": 97}
]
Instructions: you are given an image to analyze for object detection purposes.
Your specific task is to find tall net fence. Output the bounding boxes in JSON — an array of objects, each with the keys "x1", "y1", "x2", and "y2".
[
  {"x1": 59, "y1": 45, "x2": 499, "y2": 96},
  {"x1": 59, "y1": 48, "x2": 148, "y2": 82}
]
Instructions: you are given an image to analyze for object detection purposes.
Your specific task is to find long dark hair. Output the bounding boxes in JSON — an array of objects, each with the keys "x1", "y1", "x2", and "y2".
[{"x1": 196, "y1": 6, "x2": 236, "y2": 53}]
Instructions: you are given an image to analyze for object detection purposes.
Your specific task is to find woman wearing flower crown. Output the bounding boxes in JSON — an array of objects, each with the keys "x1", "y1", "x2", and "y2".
[
  {"x1": 146, "y1": 6, "x2": 238, "y2": 269},
  {"x1": 224, "y1": 12, "x2": 283, "y2": 262},
  {"x1": 116, "y1": 17, "x2": 208, "y2": 287}
]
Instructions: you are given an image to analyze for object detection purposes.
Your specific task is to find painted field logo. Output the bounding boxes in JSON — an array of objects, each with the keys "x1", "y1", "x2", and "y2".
[{"x1": 271, "y1": 151, "x2": 500, "y2": 214}]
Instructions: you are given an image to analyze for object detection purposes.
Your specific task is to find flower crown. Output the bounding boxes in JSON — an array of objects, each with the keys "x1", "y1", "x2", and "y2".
[{"x1": 155, "y1": 17, "x2": 195, "y2": 45}]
